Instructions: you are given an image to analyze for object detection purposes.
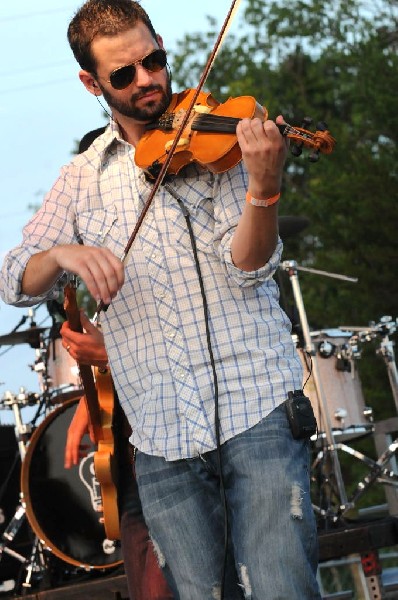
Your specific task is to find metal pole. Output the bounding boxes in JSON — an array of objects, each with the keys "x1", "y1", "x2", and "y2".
[{"x1": 282, "y1": 260, "x2": 351, "y2": 511}]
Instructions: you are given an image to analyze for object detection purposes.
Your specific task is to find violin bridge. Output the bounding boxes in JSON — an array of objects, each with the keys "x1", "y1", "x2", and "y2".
[
  {"x1": 165, "y1": 138, "x2": 190, "y2": 152},
  {"x1": 193, "y1": 104, "x2": 212, "y2": 114}
]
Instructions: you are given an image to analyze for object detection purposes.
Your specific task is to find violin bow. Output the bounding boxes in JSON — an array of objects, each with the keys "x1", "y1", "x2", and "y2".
[{"x1": 97, "y1": 0, "x2": 242, "y2": 313}]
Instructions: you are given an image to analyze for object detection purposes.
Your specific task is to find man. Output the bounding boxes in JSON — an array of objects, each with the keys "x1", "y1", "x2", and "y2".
[{"x1": 0, "y1": 1, "x2": 321, "y2": 598}]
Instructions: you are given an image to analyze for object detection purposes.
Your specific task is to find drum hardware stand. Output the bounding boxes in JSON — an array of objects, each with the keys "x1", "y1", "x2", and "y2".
[
  {"x1": 376, "y1": 318, "x2": 398, "y2": 413},
  {"x1": 0, "y1": 390, "x2": 47, "y2": 592},
  {"x1": 281, "y1": 260, "x2": 359, "y2": 521},
  {"x1": 279, "y1": 283, "x2": 397, "y2": 599},
  {"x1": 1, "y1": 389, "x2": 37, "y2": 461},
  {"x1": 340, "y1": 317, "x2": 398, "y2": 415},
  {"x1": 338, "y1": 317, "x2": 398, "y2": 516},
  {"x1": 30, "y1": 333, "x2": 62, "y2": 422},
  {"x1": 312, "y1": 439, "x2": 398, "y2": 516},
  {"x1": 341, "y1": 440, "x2": 398, "y2": 501}
]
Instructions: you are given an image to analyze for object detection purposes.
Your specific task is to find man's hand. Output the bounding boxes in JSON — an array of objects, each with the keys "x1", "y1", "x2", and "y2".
[
  {"x1": 22, "y1": 245, "x2": 124, "y2": 305},
  {"x1": 231, "y1": 115, "x2": 288, "y2": 272},
  {"x1": 236, "y1": 115, "x2": 288, "y2": 201},
  {"x1": 64, "y1": 396, "x2": 94, "y2": 468},
  {"x1": 60, "y1": 311, "x2": 108, "y2": 367}
]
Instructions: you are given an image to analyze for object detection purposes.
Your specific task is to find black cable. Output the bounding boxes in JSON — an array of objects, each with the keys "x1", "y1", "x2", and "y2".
[{"x1": 165, "y1": 184, "x2": 229, "y2": 599}]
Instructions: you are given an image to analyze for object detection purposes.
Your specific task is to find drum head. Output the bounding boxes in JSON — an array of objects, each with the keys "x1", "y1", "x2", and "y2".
[{"x1": 21, "y1": 398, "x2": 122, "y2": 569}]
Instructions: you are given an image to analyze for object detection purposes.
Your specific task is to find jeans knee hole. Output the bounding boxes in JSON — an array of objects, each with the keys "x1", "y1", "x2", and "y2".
[
  {"x1": 238, "y1": 564, "x2": 252, "y2": 599},
  {"x1": 150, "y1": 537, "x2": 166, "y2": 568},
  {"x1": 211, "y1": 584, "x2": 222, "y2": 599},
  {"x1": 290, "y1": 482, "x2": 304, "y2": 520}
]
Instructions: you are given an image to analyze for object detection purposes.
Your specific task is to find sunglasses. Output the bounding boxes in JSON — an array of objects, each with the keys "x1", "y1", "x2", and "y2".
[{"x1": 107, "y1": 48, "x2": 167, "y2": 90}]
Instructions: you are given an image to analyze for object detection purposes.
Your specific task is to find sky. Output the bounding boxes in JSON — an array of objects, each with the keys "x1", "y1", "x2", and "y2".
[{"x1": 0, "y1": 0, "x2": 242, "y2": 424}]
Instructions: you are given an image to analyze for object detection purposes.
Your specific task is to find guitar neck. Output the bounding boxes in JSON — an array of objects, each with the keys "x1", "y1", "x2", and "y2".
[{"x1": 63, "y1": 282, "x2": 103, "y2": 441}]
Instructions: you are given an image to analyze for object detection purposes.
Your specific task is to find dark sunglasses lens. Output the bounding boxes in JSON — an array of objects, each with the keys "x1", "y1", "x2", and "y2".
[
  {"x1": 142, "y1": 49, "x2": 167, "y2": 72},
  {"x1": 110, "y1": 65, "x2": 135, "y2": 90},
  {"x1": 109, "y1": 49, "x2": 167, "y2": 89}
]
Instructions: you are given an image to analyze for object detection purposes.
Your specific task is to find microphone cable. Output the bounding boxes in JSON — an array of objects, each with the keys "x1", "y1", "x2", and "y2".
[{"x1": 165, "y1": 184, "x2": 229, "y2": 599}]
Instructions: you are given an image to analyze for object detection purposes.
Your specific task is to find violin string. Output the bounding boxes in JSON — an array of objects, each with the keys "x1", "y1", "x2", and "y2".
[{"x1": 192, "y1": 113, "x2": 240, "y2": 133}]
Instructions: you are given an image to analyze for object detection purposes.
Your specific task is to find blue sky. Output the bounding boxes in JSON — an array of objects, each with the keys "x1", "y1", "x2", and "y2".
[{"x1": 0, "y1": 0, "x2": 241, "y2": 423}]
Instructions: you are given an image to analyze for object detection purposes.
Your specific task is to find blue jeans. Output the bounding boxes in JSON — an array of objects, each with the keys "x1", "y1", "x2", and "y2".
[{"x1": 134, "y1": 404, "x2": 321, "y2": 599}]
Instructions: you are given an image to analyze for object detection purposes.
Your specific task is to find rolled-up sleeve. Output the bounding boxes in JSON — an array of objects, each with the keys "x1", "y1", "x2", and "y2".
[
  {"x1": 222, "y1": 236, "x2": 283, "y2": 287},
  {"x1": 1, "y1": 166, "x2": 77, "y2": 306},
  {"x1": 212, "y1": 161, "x2": 283, "y2": 287}
]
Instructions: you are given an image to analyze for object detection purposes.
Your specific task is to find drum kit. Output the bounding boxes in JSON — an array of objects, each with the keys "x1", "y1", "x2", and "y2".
[
  {"x1": 280, "y1": 259, "x2": 398, "y2": 524},
  {"x1": 0, "y1": 312, "x2": 122, "y2": 595}
]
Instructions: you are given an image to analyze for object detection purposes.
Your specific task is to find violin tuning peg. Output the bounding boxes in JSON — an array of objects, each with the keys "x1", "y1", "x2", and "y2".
[
  {"x1": 316, "y1": 121, "x2": 328, "y2": 131},
  {"x1": 291, "y1": 145, "x2": 303, "y2": 157},
  {"x1": 309, "y1": 150, "x2": 320, "y2": 162}
]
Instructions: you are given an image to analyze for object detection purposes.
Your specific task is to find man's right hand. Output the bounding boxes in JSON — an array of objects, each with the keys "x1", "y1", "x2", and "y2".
[{"x1": 22, "y1": 244, "x2": 124, "y2": 305}]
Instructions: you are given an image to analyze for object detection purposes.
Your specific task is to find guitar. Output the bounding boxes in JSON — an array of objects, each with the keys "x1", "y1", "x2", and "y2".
[{"x1": 64, "y1": 280, "x2": 120, "y2": 540}]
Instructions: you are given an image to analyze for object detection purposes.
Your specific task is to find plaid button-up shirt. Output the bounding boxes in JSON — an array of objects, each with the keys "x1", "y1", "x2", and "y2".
[{"x1": 1, "y1": 121, "x2": 303, "y2": 460}]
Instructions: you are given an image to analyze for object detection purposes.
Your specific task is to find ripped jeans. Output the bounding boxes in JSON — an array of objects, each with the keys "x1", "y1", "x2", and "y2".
[{"x1": 134, "y1": 403, "x2": 322, "y2": 600}]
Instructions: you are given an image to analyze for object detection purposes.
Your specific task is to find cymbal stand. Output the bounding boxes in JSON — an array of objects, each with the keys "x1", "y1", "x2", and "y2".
[
  {"x1": 281, "y1": 260, "x2": 354, "y2": 520},
  {"x1": 0, "y1": 390, "x2": 46, "y2": 591}
]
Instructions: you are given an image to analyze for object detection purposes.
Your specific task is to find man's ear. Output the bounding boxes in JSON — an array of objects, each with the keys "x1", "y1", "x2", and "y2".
[
  {"x1": 156, "y1": 34, "x2": 164, "y2": 50},
  {"x1": 79, "y1": 70, "x2": 101, "y2": 96}
]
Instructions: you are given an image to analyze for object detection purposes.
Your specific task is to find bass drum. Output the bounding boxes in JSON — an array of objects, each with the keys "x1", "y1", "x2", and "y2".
[{"x1": 21, "y1": 397, "x2": 123, "y2": 569}]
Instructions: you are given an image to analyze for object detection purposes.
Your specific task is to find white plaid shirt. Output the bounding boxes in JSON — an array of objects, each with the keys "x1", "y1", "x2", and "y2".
[{"x1": 1, "y1": 121, "x2": 303, "y2": 460}]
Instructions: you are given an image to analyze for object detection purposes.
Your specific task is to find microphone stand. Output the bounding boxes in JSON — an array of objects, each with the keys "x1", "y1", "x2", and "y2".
[{"x1": 281, "y1": 260, "x2": 356, "y2": 518}]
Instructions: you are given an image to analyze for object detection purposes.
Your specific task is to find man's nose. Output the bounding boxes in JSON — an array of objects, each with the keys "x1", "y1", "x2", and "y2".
[{"x1": 134, "y1": 63, "x2": 153, "y2": 87}]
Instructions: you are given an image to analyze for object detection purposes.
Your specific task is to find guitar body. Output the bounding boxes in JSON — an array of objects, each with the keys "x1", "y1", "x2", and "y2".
[
  {"x1": 94, "y1": 365, "x2": 121, "y2": 541},
  {"x1": 64, "y1": 282, "x2": 120, "y2": 541}
]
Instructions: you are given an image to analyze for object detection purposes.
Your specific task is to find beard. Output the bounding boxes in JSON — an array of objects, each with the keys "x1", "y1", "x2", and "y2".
[{"x1": 99, "y1": 76, "x2": 172, "y2": 122}]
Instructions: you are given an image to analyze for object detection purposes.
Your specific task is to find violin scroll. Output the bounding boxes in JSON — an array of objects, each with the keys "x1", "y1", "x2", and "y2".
[{"x1": 277, "y1": 118, "x2": 336, "y2": 163}]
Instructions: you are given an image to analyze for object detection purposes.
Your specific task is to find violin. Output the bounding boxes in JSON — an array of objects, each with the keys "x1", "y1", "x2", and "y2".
[{"x1": 135, "y1": 88, "x2": 336, "y2": 178}]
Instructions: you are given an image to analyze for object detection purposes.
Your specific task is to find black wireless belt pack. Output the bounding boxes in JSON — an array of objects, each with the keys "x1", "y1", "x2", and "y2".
[{"x1": 286, "y1": 390, "x2": 317, "y2": 440}]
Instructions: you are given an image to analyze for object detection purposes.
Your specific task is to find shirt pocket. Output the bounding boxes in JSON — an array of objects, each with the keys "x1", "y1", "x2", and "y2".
[{"x1": 76, "y1": 206, "x2": 123, "y2": 255}]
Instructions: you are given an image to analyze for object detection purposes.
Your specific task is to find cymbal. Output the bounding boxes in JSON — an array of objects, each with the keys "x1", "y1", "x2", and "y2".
[
  {"x1": 278, "y1": 216, "x2": 310, "y2": 240},
  {"x1": 0, "y1": 327, "x2": 47, "y2": 348}
]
